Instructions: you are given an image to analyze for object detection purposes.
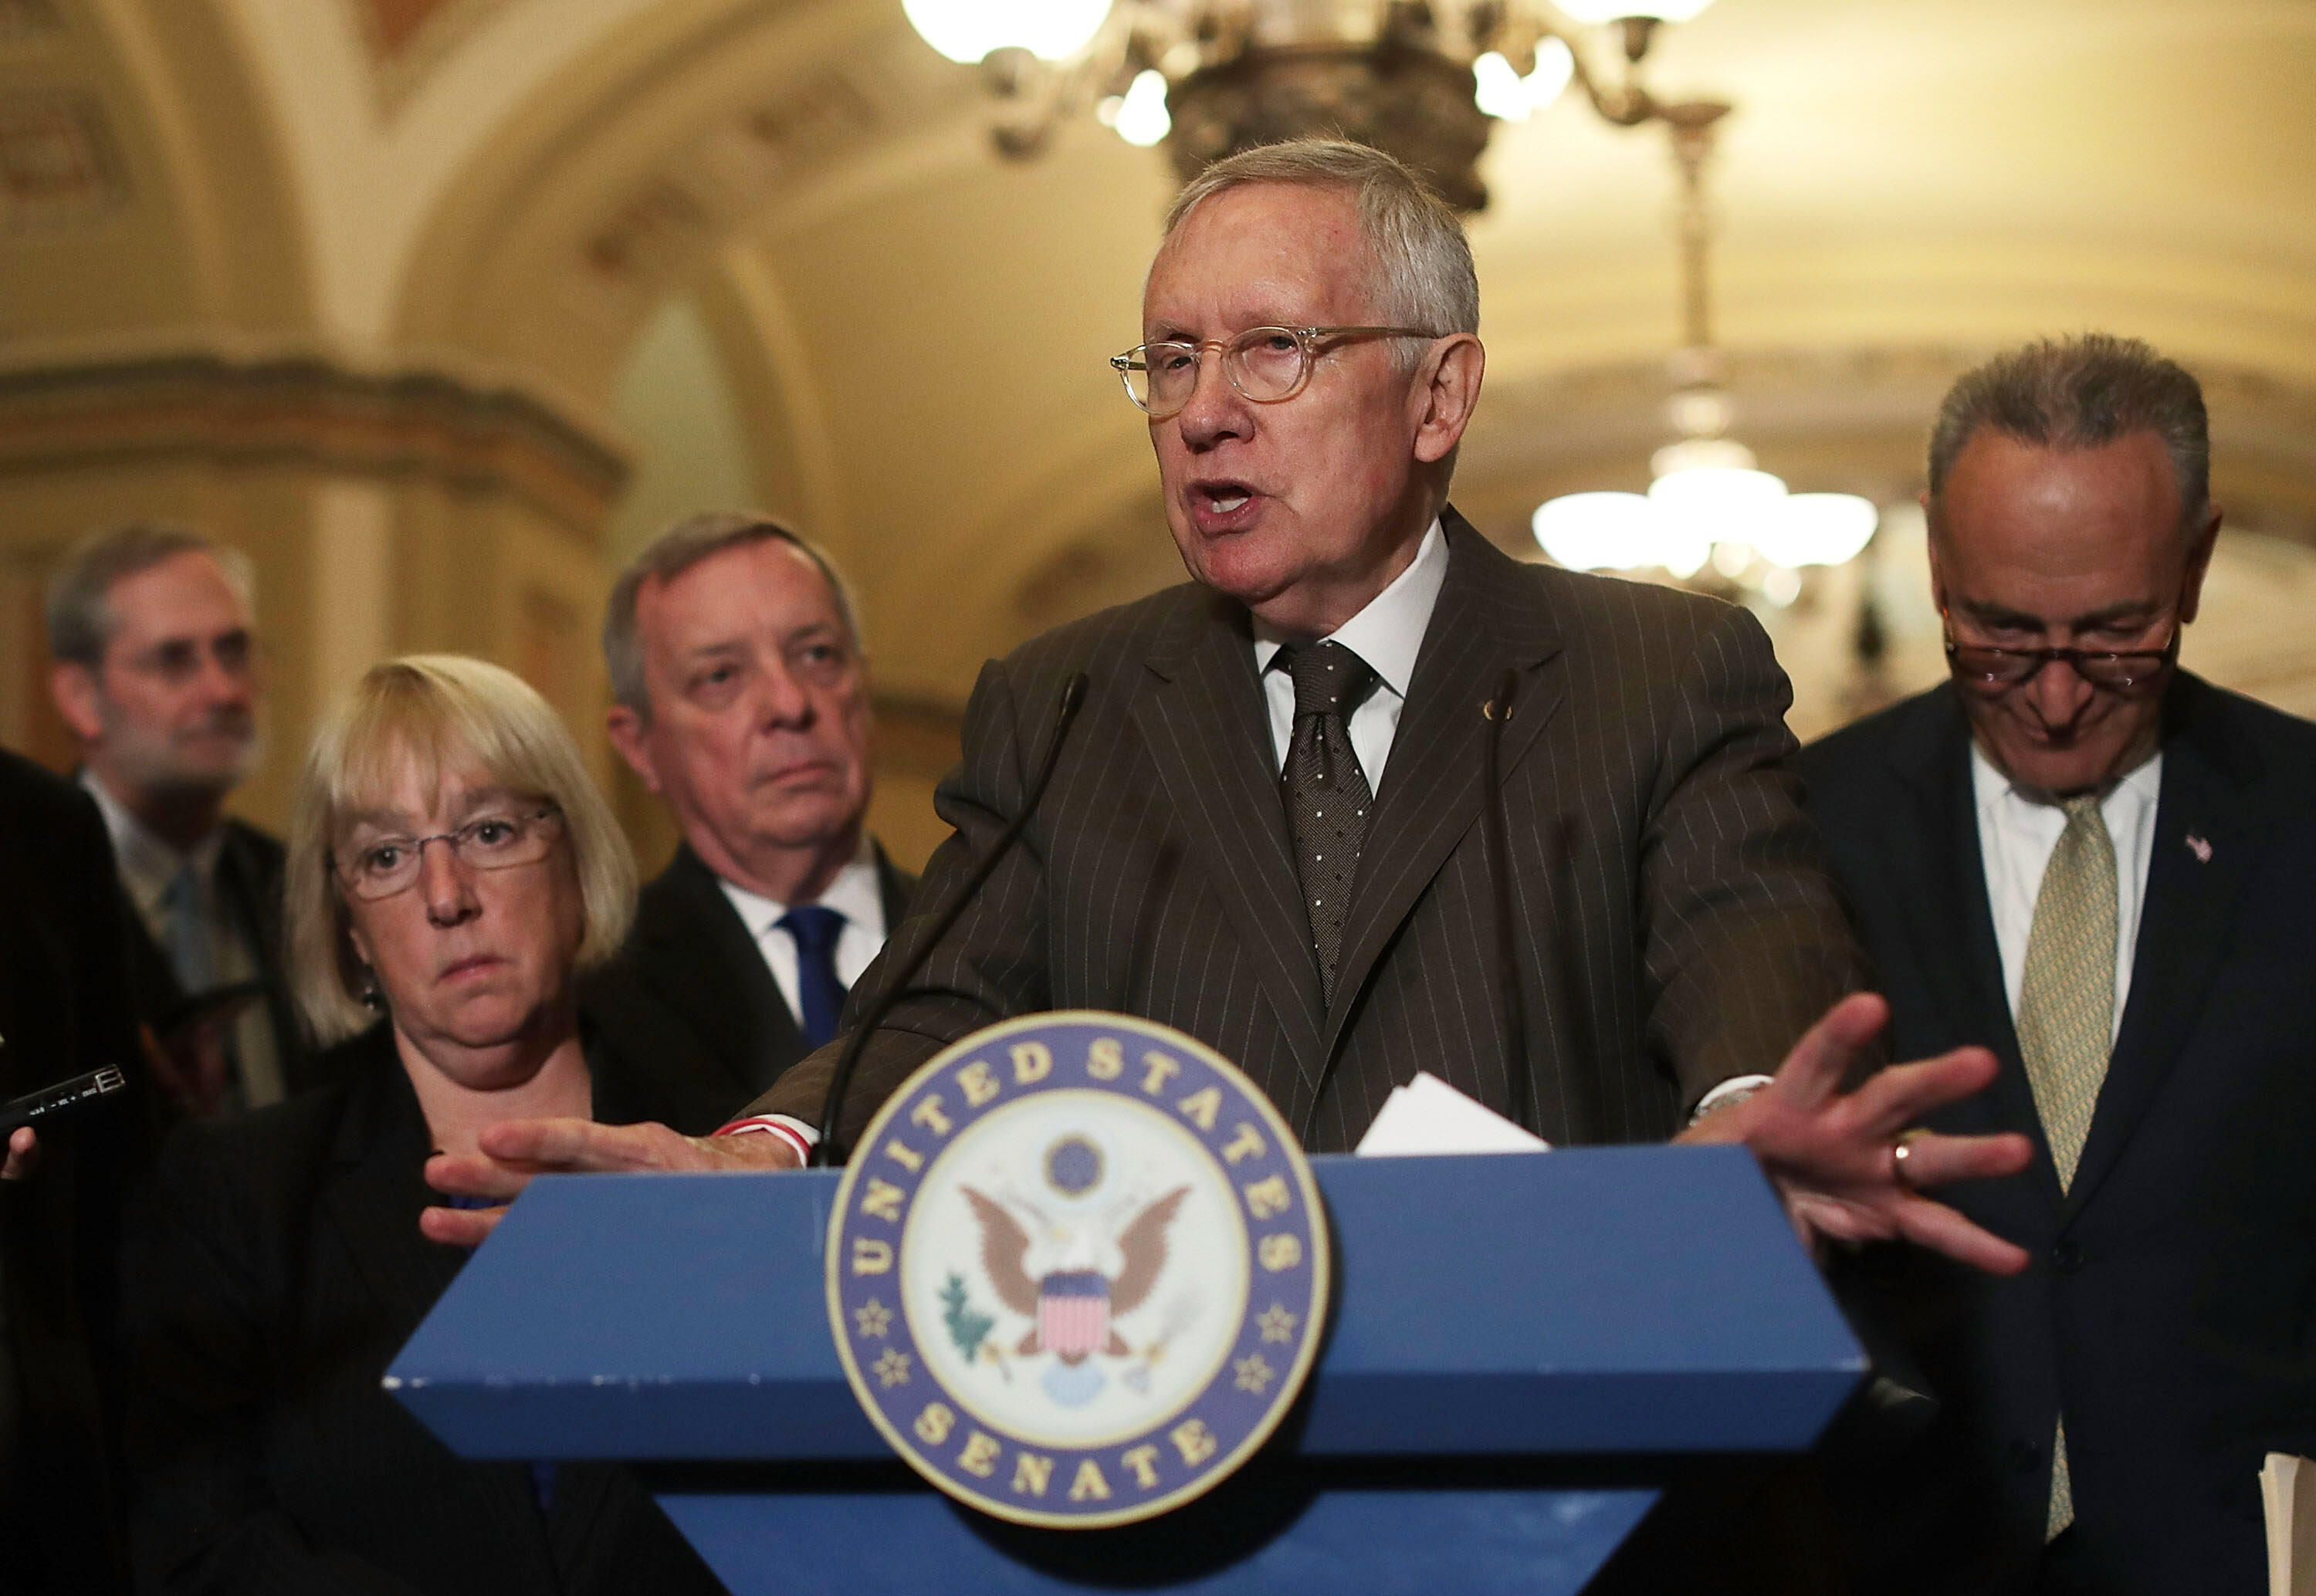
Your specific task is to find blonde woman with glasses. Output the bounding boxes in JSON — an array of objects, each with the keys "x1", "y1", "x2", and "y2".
[{"x1": 120, "y1": 656, "x2": 726, "y2": 1596}]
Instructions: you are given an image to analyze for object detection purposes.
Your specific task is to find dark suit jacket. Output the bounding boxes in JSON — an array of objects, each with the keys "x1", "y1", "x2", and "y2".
[
  {"x1": 118, "y1": 814, "x2": 324, "y2": 1104},
  {"x1": 121, "y1": 1026, "x2": 730, "y2": 1596},
  {"x1": 582, "y1": 840, "x2": 917, "y2": 1120},
  {"x1": 0, "y1": 750, "x2": 149, "y2": 1595},
  {"x1": 1796, "y1": 675, "x2": 2316, "y2": 1596},
  {"x1": 754, "y1": 512, "x2": 1857, "y2": 1150}
]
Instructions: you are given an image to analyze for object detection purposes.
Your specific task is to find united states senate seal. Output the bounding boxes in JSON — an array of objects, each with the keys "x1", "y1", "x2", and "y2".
[{"x1": 825, "y1": 1011, "x2": 1329, "y2": 1528}]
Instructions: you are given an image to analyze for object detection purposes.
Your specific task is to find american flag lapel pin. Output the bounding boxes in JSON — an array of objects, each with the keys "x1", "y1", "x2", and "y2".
[{"x1": 2186, "y1": 832, "x2": 2213, "y2": 864}]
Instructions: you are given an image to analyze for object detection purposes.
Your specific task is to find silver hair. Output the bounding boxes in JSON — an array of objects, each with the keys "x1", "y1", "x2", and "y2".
[
  {"x1": 1928, "y1": 333, "x2": 2209, "y2": 533},
  {"x1": 602, "y1": 511, "x2": 863, "y2": 724},
  {"x1": 44, "y1": 522, "x2": 257, "y2": 670},
  {"x1": 1162, "y1": 139, "x2": 1479, "y2": 357}
]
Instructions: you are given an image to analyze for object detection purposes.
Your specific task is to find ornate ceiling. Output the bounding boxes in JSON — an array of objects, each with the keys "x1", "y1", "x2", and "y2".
[{"x1": 4, "y1": 0, "x2": 2314, "y2": 717}]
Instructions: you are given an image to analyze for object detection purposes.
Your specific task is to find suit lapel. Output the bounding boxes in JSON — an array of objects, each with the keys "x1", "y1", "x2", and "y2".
[
  {"x1": 2064, "y1": 678, "x2": 2267, "y2": 1217},
  {"x1": 315, "y1": 1041, "x2": 470, "y2": 1345},
  {"x1": 1889, "y1": 694, "x2": 2063, "y2": 1201},
  {"x1": 1129, "y1": 587, "x2": 1326, "y2": 1077},
  {"x1": 641, "y1": 847, "x2": 803, "y2": 1098},
  {"x1": 1322, "y1": 516, "x2": 1563, "y2": 1057}
]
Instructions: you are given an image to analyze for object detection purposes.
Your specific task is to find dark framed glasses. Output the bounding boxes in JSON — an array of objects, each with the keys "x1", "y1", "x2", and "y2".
[{"x1": 1942, "y1": 625, "x2": 2179, "y2": 691}]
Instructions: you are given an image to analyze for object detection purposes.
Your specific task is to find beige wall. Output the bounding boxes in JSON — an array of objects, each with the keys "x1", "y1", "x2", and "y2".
[{"x1": 0, "y1": 352, "x2": 624, "y2": 841}]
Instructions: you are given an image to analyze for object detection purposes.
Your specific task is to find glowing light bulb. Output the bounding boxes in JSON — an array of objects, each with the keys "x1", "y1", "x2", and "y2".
[
  {"x1": 904, "y1": 0, "x2": 1112, "y2": 63},
  {"x1": 1552, "y1": 0, "x2": 1717, "y2": 22},
  {"x1": 1524, "y1": 37, "x2": 1573, "y2": 108},
  {"x1": 1532, "y1": 492, "x2": 1653, "y2": 571},
  {"x1": 1475, "y1": 39, "x2": 1573, "y2": 120},
  {"x1": 1114, "y1": 69, "x2": 1171, "y2": 146},
  {"x1": 1754, "y1": 493, "x2": 1878, "y2": 569},
  {"x1": 1473, "y1": 52, "x2": 1529, "y2": 120}
]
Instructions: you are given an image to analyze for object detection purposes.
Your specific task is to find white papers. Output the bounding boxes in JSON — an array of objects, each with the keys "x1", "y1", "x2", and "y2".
[
  {"x1": 1353, "y1": 1071, "x2": 1552, "y2": 1157},
  {"x1": 2264, "y1": 1452, "x2": 2316, "y2": 1596}
]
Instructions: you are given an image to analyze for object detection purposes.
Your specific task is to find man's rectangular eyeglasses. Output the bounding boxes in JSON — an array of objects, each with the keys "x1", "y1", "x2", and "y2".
[
  {"x1": 1943, "y1": 624, "x2": 2180, "y2": 691},
  {"x1": 127, "y1": 631, "x2": 256, "y2": 687},
  {"x1": 1111, "y1": 325, "x2": 1441, "y2": 418},
  {"x1": 334, "y1": 806, "x2": 563, "y2": 901}
]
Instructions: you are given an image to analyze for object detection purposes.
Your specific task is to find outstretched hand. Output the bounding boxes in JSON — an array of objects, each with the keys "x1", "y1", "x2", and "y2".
[
  {"x1": 1677, "y1": 992, "x2": 2034, "y2": 1275},
  {"x1": 421, "y1": 1118, "x2": 800, "y2": 1247}
]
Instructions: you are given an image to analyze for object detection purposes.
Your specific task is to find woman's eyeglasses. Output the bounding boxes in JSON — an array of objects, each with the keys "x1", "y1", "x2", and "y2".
[{"x1": 334, "y1": 806, "x2": 562, "y2": 901}]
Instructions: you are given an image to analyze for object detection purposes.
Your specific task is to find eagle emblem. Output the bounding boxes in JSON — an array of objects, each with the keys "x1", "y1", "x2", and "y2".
[
  {"x1": 960, "y1": 1134, "x2": 1190, "y2": 1405},
  {"x1": 964, "y1": 1185, "x2": 1190, "y2": 1363},
  {"x1": 824, "y1": 1012, "x2": 1329, "y2": 1528}
]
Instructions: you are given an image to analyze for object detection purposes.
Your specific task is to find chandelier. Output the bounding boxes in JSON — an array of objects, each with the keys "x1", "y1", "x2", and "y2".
[
  {"x1": 903, "y1": 0, "x2": 1726, "y2": 211},
  {"x1": 1530, "y1": 110, "x2": 1878, "y2": 597}
]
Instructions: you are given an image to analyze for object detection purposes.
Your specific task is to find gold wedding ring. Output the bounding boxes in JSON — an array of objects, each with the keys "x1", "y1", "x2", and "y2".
[{"x1": 1891, "y1": 1128, "x2": 1931, "y2": 1187}]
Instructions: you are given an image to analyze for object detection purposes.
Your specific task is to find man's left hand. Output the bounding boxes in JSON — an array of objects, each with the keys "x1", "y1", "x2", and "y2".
[
  {"x1": 1677, "y1": 992, "x2": 2033, "y2": 1275},
  {"x1": 420, "y1": 1118, "x2": 797, "y2": 1247}
]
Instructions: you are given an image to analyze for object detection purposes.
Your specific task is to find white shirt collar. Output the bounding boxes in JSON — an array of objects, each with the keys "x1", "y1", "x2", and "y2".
[
  {"x1": 1251, "y1": 517, "x2": 1448, "y2": 698},
  {"x1": 80, "y1": 769, "x2": 222, "y2": 915},
  {"x1": 717, "y1": 834, "x2": 886, "y2": 943},
  {"x1": 1969, "y1": 742, "x2": 2165, "y2": 817}
]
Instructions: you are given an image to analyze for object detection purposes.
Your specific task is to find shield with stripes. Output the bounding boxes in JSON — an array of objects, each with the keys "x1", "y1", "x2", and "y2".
[{"x1": 1037, "y1": 1270, "x2": 1110, "y2": 1362}]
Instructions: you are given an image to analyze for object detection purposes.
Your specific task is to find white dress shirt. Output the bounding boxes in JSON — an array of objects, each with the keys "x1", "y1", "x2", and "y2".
[
  {"x1": 719, "y1": 528, "x2": 1454, "y2": 1156},
  {"x1": 1971, "y1": 745, "x2": 2162, "y2": 1033},
  {"x1": 1694, "y1": 744, "x2": 2165, "y2": 1125},
  {"x1": 82, "y1": 772, "x2": 283, "y2": 1107},
  {"x1": 1252, "y1": 517, "x2": 1448, "y2": 782},
  {"x1": 713, "y1": 839, "x2": 890, "y2": 1159},
  {"x1": 716, "y1": 839, "x2": 890, "y2": 1028}
]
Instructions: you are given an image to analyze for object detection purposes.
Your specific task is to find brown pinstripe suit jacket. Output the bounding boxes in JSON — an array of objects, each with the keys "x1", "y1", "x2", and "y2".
[{"x1": 754, "y1": 512, "x2": 1859, "y2": 1151}]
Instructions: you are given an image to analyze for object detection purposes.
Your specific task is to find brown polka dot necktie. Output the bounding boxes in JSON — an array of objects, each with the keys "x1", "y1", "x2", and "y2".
[{"x1": 1275, "y1": 641, "x2": 1379, "y2": 1005}]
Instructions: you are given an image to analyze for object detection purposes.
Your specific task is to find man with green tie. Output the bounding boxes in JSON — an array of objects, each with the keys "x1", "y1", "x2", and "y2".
[{"x1": 1797, "y1": 334, "x2": 2316, "y2": 1594}]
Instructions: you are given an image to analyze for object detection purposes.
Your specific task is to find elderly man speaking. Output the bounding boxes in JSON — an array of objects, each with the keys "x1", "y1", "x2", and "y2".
[{"x1": 433, "y1": 140, "x2": 2029, "y2": 1286}]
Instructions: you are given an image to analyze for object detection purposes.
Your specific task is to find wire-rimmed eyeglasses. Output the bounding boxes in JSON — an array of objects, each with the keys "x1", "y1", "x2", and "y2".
[
  {"x1": 333, "y1": 806, "x2": 564, "y2": 901},
  {"x1": 1110, "y1": 325, "x2": 1441, "y2": 419},
  {"x1": 1942, "y1": 621, "x2": 2181, "y2": 692}
]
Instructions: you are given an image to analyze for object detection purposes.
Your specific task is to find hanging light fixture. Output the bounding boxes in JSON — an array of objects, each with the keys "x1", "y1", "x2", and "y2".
[
  {"x1": 1531, "y1": 110, "x2": 1878, "y2": 596},
  {"x1": 908, "y1": 0, "x2": 1724, "y2": 211}
]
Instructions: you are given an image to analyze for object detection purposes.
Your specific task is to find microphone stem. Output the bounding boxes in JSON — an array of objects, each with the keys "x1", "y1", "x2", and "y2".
[{"x1": 811, "y1": 672, "x2": 1089, "y2": 1165}]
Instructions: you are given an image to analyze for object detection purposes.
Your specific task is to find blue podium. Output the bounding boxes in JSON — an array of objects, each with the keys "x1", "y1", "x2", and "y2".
[{"x1": 390, "y1": 1147, "x2": 1862, "y2": 1594}]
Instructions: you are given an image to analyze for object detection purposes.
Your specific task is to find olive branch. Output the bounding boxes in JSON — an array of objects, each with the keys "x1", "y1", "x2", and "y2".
[{"x1": 941, "y1": 1272, "x2": 994, "y2": 1362}]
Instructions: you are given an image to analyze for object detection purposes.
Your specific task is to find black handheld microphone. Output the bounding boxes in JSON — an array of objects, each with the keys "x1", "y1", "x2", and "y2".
[
  {"x1": 0, "y1": 1066, "x2": 128, "y2": 1138},
  {"x1": 811, "y1": 671, "x2": 1091, "y2": 1166}
]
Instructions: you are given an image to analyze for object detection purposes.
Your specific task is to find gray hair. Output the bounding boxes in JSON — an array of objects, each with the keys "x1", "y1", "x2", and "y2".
[
  {"x1": 1927, "y1": 334, "x2": 2209, "y2": 533},
  {"x1": 1163, "y1": 139, "x2": 1479, "y2": 352},
  {"x1": 602, "y1": 512, "x2": 863, "y2": 723},
  {"x1": 45, "y1": 522, "x2": 256, "y2": 670}
]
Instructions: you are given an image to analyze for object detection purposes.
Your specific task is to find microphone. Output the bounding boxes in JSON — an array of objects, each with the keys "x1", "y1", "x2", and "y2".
[
  {"x1": 810, "y1": 671, "x2": 1091, "y2": 1166},
  {"x1": 1481, "y1": 668, "x2": 1532, "y2": 1134}
]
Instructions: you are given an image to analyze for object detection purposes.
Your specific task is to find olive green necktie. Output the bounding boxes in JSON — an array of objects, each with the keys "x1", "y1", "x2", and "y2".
[{"x1": 2015, "y1": 792, "x2": 2118, "y2": 1541}]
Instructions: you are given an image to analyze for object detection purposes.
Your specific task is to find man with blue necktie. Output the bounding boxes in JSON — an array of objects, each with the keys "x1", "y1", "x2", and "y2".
[{"x1": 586, "y1": 512, "x2": 917, "y2": 1147}]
